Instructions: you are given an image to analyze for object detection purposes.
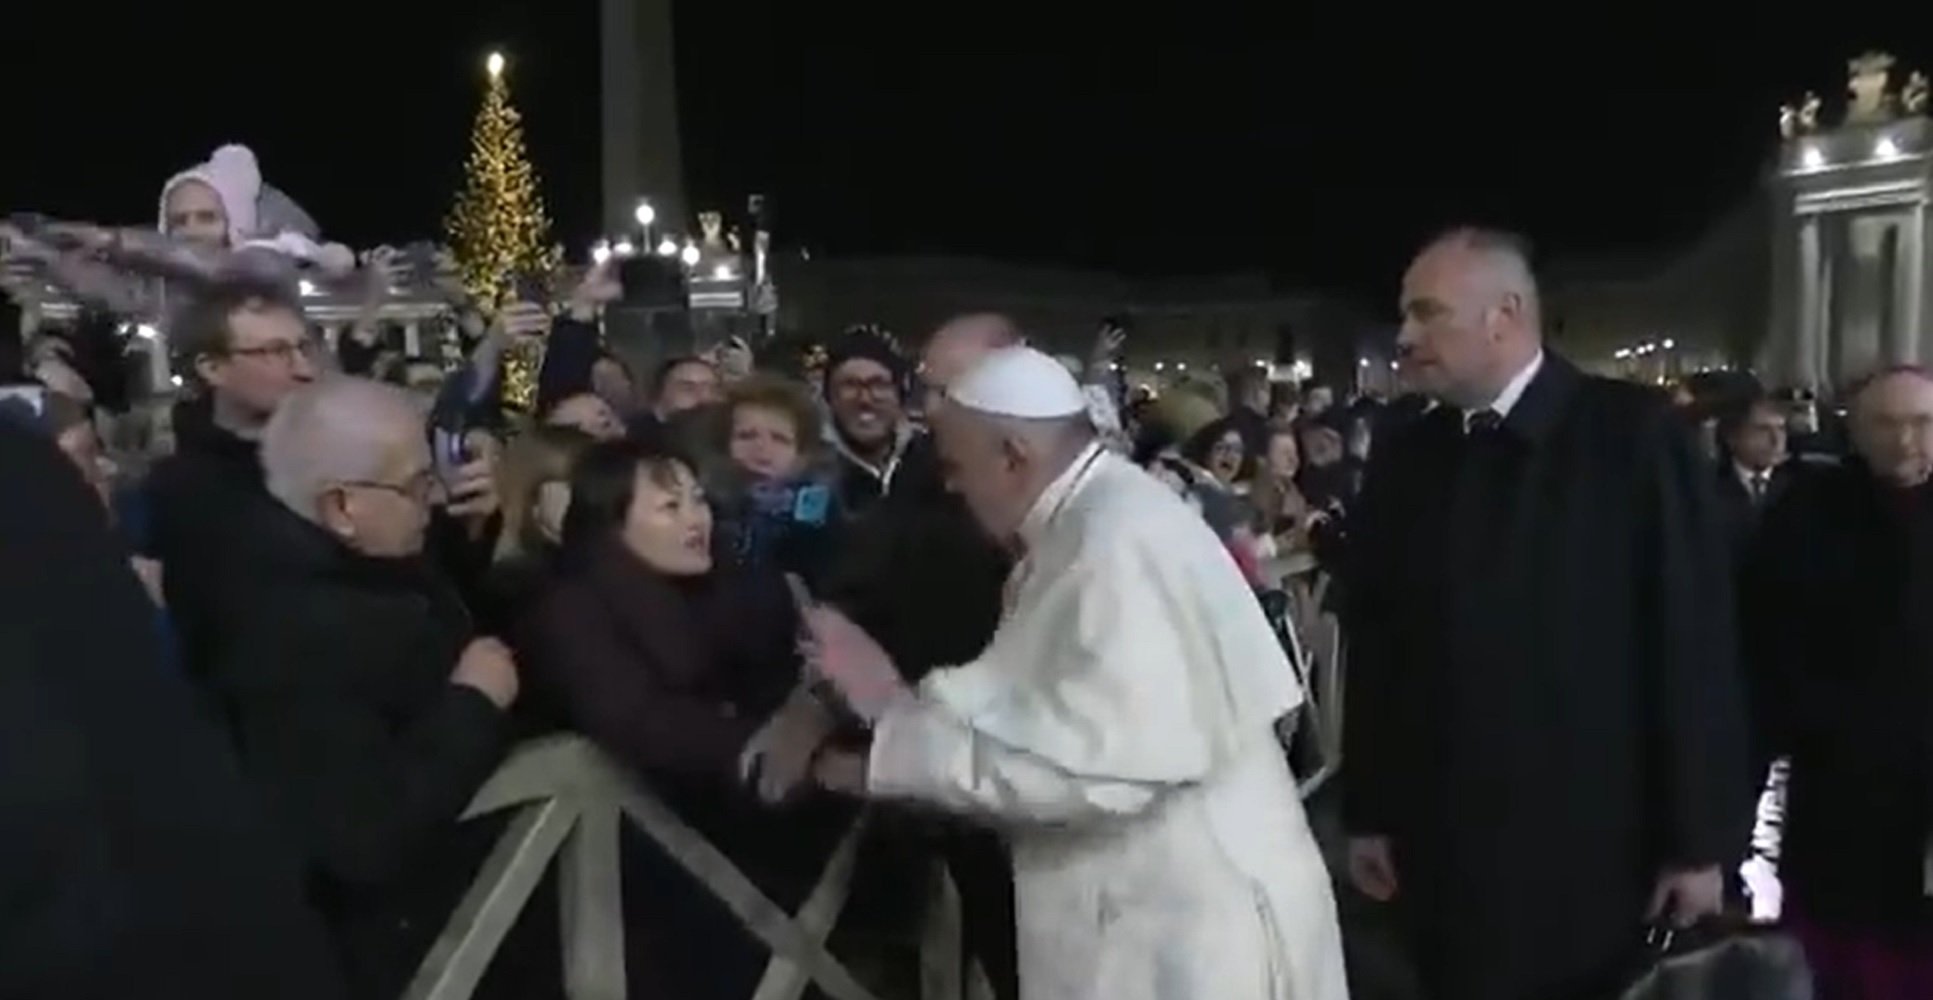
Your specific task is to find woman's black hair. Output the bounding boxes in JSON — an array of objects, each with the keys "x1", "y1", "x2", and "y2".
[{"x1": 558, "y1": 431, "x2": 698, "y2": 567}]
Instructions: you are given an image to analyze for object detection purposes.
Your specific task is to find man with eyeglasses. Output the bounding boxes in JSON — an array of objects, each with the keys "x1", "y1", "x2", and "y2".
[
  {"x1": 142, "y1": 277, "x2": 503, "y2": 680},
  {"x1": 813, "y1": 317, "x2": 1026, "y2": 1000},
  {"x1": 141, "y1": 277, "x2": 323, "y2": 681},
  {"x1": 214, "y1": 376, "x2": 520, "y2": 997}
]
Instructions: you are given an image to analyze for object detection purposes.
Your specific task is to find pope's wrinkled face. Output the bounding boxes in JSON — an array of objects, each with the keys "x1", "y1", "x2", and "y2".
[
  {"x1": 164, "y1": 180, "x2": 228, "y2": 249},
  {"x1": 933, "y1": 407, "x2": 1030, "y2": 541}
]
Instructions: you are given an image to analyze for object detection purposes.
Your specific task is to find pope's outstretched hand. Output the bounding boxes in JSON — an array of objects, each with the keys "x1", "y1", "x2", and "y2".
[{"x1": 802, "y1": 606, "x2": 907, "y2": 723}]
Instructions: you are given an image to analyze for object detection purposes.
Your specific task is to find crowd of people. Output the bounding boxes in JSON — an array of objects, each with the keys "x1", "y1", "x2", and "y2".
[{"x1": 0, "y1": 146, "x2": 1929, "y2": 1000}]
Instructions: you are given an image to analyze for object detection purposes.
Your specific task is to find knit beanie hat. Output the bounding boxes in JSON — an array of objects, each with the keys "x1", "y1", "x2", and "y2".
[
  {"x1": 1150, "y1": 387, "x2": 1222, "y2": 444},
  {"x1": 159, "y1": 145, "x2": 354, "y2": 274},
  {"x1": 822, "y1": 325, "x2": 908, "y2": 398},
  {"x1": 158, "y1": 144, "x2": 262, "y2": 245}
]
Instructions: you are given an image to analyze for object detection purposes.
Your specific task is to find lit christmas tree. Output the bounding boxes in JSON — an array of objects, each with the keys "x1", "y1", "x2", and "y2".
[{"x1": 446, "y1": 51, "x2": 561, "y2": 411}]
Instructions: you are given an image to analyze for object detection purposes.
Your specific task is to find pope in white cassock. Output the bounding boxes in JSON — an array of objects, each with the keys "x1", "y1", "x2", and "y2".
[{"x1": 804, "y1": 347, "x2": 1349, "y2": 1000}]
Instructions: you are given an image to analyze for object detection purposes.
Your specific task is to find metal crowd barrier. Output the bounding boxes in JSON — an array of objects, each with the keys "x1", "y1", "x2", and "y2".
[
  {"x1": 401, "y1": 735, "x2": 975, "y2": 1000},
  {"x1": 1271, "y1": 569, "x2": 1345, "y2": 799},
  {"x1": 405, "y1": 584, "x2": 1344, "y2": 1000}
]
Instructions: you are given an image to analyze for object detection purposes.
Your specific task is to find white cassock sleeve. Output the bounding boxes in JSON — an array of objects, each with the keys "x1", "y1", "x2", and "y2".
[{"x1": 867, "y1": 692, "x2": 1161, "y2": 823}]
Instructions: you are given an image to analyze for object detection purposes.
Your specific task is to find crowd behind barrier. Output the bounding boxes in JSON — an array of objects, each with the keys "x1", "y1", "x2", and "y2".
[{"x1": 405, "y1": 566, "x2": 1347, "y2": 1000}]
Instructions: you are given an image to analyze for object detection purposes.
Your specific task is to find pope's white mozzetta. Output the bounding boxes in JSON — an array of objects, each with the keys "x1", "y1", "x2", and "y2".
[{"x1": 862, "y1": 348, "x2": 1349, "y2": 1000}]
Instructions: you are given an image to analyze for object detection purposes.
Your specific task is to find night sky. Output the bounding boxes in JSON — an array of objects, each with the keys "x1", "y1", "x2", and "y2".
[{"x1": 6, "y1": 4, "x2": 1931, "y2": 303}]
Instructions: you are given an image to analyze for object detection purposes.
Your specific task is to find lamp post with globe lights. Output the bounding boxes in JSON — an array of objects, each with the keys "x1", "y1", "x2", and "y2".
[{"x1": 633, "y1": 198, "x2": 657, "y2": 252}]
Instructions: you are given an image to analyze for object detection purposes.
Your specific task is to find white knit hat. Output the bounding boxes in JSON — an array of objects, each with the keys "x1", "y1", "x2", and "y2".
[{"x1": 157, "y1": 144, "x2": 262, "y2": 244}]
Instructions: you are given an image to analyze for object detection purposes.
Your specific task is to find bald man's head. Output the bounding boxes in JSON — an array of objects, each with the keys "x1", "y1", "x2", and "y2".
[
  {"x1": 921, "y1": 313, "x2": 1025, "y2": 398},
  {"x1": 1850, "y1": 366, "x2": 1933, "y2": 488},
  {"x1": 263, "y1": 376, "x2": 436, "y2": 557},
  {"x1": 1396, "y1": 226, "x2": 1544, "y2": 409}
]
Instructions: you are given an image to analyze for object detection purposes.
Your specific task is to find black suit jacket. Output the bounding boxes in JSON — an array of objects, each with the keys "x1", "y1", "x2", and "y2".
[
  {"x1": 1342, "y1": 355, "x2": 1751, "y2": 999},
  {"x1": 1713, "y1": 459, "x2": 1803, "y2": 559}
]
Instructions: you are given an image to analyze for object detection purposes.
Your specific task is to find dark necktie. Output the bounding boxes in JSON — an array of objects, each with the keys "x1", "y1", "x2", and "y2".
[
  {"x1": 1748, "y1": 472, "x2": 1770, "y2": 503},
  {"x1": 1465, "y1": 409, "x2": 1502, "y2": 436}
]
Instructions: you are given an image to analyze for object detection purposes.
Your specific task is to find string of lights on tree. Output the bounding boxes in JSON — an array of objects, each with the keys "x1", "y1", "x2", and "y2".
[{"x1": 445, "y1": 50, "x2": 560, "y2": 413}]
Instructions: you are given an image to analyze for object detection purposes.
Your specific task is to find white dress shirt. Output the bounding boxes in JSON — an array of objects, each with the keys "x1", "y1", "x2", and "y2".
[{"x1": 1462, "y1": 350, "x2": 1545, "y2": 431}]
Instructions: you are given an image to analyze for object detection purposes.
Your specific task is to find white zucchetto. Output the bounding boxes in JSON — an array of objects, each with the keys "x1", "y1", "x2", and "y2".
[{"x1": 946, "y1": 347, "x2": 1089, "y2": 419}]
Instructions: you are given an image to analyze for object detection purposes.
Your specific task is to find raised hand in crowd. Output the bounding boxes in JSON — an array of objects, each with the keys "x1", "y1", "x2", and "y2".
[
  {"x1": 450, "y1": 636, "x2": 521, "y2": 710},
  {"x1": 443, "y1": 429, "x2": 503, "y2": 532},
  {"x1": 707, "y1": 336, "x2": 754, "y2": 382},
  {"x1": 362, "y1": 246, "x2": 410, "y2": 293},
  {"x1": 566, "y1": 256, "x2": 622, "y2": 321},
  {"x1": 36, "y1": 220, "x2": 120, "y2": 253},
  {"x1": 737, "y1": 685, "x2": 838, "y2": 805},
  {"x1": 28, "y1": 338, "x2": 92, "y2": 403},
  {"x1": 498, "y1": 299, "x2": 553, "y2": 338},
  {"x1": 345, "y1": 246, "x2": 409, "y2": 349},
  {"x1": 1087, "y1": 317, "x2": 1126, "y2": 381}
]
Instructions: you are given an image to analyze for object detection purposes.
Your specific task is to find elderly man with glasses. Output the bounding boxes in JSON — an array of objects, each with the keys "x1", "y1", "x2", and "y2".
[
  {"x1": 209, "y1": 376, "x2": 521, "y2": 998},
  {"x1": 141, "y1": 277, "x2": 503, "y2": 680}
]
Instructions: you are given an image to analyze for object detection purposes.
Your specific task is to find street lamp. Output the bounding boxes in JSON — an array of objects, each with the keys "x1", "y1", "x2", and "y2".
[
  {"x1": 634, "y1": 200, "x2": 656, "y2": 229},
  {"x1": 656, "y1": 237, "x2": 678, "y2": 257},
  {"x1": 680, "y1": 241, "x2": 701, "y2": 267}
]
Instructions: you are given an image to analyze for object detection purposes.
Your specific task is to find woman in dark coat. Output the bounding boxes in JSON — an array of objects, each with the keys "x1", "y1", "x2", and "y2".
[{"x1": 523, "y1": 435, "x2": 853, "y2": 1000}]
